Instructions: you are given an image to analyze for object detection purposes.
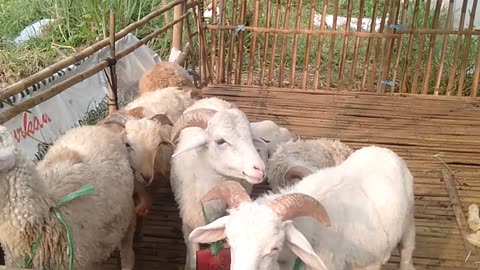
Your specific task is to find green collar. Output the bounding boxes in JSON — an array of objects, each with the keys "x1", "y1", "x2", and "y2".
[{"x1": 21, "y1": 184, "x2": 96, "y2": 270}]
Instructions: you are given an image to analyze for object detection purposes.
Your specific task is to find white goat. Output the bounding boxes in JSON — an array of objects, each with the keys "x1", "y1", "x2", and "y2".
[
  {"x1": 267, "y1": 138, "x2": 353, "y2": 192},
  {"x1": 189, "y1": 146, "x2": 416, "y2": 270},
  {"x1": 103, "y1": 86, "x2": 194, "y2": 217},
  {"x1": 250, "y1": 120, "x2": 296, "y2": 162},
  {"x1": 169, "y1": 97, "x2": 267, "y2": 270},
  {"x1": 99, "y1": 107, "x2": 174, "y2": 213},
  {"x1": 124, "y1": 86, "x2": 195, "y2": 123},
  {"x1": 0, "y1": 124, "x2": 136, "y2": 269},
  {"x1": 98, "y1": 107, "x2": 174, "y2": 243},
  {"x1": 138, "y1": 61, "x2": 202, "y2": 97}
]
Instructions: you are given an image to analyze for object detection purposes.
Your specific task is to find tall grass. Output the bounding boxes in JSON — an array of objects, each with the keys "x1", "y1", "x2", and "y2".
[{"x1": 0, "y1": 0, "x2": 175, "y2": 88}]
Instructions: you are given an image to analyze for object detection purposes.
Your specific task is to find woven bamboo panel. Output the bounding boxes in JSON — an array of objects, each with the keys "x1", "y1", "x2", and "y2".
[{"x1": 100, "y1": 84, "x2": 480, "y2": 269}]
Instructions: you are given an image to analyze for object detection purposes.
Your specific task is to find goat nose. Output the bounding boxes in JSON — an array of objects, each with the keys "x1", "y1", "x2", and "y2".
[{"x1": 253, "y1": 164, "x2": 266, "y2": 178}]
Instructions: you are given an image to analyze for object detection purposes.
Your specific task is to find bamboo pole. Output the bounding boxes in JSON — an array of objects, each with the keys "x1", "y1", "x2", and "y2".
[
  {"x1": 163, "y1": 0, "x2": 171, "y2": 24},
  {"x1": 267, "y1": 0, "x2": 282, "y2": 85},
  {"x1": 183, "y1": 1, "x2": 198, "y2": 68},
  {"x1": 472, "y1": 41, "x2": 480, "y2": 97},
  {"x1": 289, "y1": 0, "x2": 304, "y2": 88},
  {"x1": 312, "y1": 1, "x2": 328, "y2": 90},
  {"x1": 209, "y1": 0, "x2": 217, "y2": 83},
  {"x1": 259, "y1": 0, "x2": 272, "y2": 86},
  {"x1": 325, "y1": 0, "x2": 340, "y2": 91},
  {"x1": 434, "y1": 0, "x2": 454, "y2": 96},
  {"x1": 421, "y1": 0, "x2": 445, "y2": 95},
  {"x1": 247, "y1": 0, "x2": 260, "y2": 85},
  {"x1": 369, "y1": 0, "x2": 390, "y2": 93},
  {"x1": 226, "y1": 0, "x2": 238, "y2": 84},
  {"x1": 360, "y1": 0, "x2": 379, "y2": 91},
  {"x1": 378, "y1": 0, "x2": 399, "y2": 94},
  {"x1": 300, "y1": 0, "x2": 317, "y2": 90},
  {"x1": 172, "y1": 0, "x2": 185, "y2": 60},
  {"x1": 233, "y1": 0, "x2": 247, "y2": 85},
  {"x1": 0, "y1": 13, "x2": 190, "y2": 124},
  {"x1": 217, "y1": 0, "x2": 226, "y2": 83},
  {"x1": 390, "y1": 0, "x2": 408, "y2": 94},
  {"x1": 278, "y1": 0, "x2": 293, "y2": 88},
  {"x1": 337, "y1": 0, "x2": 354, "y2": 91},
  {"x1": 0, "y1": 0, "x2": 187, "y2": 101},
  {"x1": 446, "y1": 0, "x2": 469, "y2": 96},
  {"x1": 192, "y1": 1, "x2": 209, "y2": 86},
  {"x1": 107, "y1": 11, "x2": 119, "y2": 113},
  {"x1": 399, "y1": 0, "x2": 420, "y2": 94},
  {"x1": 347, "y1": 0, "x2": 365, "y2": 92},
  {"x1": 411, "y1": 0, "x2": 431, "y2": 95},
  {"x1": 457, "y1": 0, "x2": 478, "y2": 96}
]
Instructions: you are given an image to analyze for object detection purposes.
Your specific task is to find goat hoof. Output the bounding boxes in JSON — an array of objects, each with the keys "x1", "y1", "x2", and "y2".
[{"x1": 400, "y1": 262, "x2": 415, "y2": 270}]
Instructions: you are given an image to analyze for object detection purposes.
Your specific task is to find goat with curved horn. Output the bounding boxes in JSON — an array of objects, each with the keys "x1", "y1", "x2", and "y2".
[
  {"x1": 201, "y1": 181, "x2": 252, "y2": 209},
  {"x1": 189, "y1": 146, "x2": 416, "y2": 270},
  {"x1": 170, "y1": 108, "x2": 218, "y2": 142},
  {"x1": 283, "y1": 165, "x2": 313, "y2": 183},
  {"x1": 267, "y1": 193, "x2": 331, "y2": 226}
]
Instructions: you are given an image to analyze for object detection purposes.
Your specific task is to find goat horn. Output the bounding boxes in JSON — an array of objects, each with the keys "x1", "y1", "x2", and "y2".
[
  {"x1": 150, "y1": 113, "x2": 173, "y2": 126},
  {"x1": 170, "y1": 108, "x2": 217, "y2": 142},
  {"x1": 201, "y1": 181, "x2": 252, "y2": 209},
  {"x1": 284, "y1": 166, "x2": 313, "y2": 183},
  {"x1": 267, "y1": 193, "x2": 331, "y2": 227},
  {"x1": 103, "y1": 113, "x2": 129, "y2": 128}
]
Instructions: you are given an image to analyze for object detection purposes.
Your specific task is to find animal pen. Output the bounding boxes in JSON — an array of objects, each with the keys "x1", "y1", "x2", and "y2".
[{"x1": 0, "y1": 0, "x2": 480, "y2": 268}]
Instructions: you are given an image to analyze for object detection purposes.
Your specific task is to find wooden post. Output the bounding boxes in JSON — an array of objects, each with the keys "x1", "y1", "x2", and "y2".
[
  {"x1": 107, "y1": 11, "x2": 119, "y2": 113},
  {"x1": 163, "y1": 0, "x2": 170, "y2": 24},
  {"x1": 170, "y1": 0, "x2": 185, "y2": 62}
]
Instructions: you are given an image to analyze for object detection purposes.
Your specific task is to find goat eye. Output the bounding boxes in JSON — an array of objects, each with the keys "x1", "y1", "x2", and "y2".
[
  {"x1": 125, "y1": 142, "x2": 131, "y2": 148},
  {"x1": 271, "y1": 247, "x2": 279, "y2": 252},
  {"x1": 215, "y1": 138, "x2": 226, "y2": 145}
]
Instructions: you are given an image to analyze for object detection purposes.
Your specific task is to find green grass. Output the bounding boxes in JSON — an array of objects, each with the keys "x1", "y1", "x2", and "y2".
[{"x1": 0, "y1": 0, "x2": 179, "y2": 88}]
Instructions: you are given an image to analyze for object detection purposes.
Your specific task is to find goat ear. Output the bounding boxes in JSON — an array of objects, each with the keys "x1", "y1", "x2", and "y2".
[
  {"x1": 189, "y1": 216, "x2": 229, "y2": 243},
  {"x1": 171, "y1": 130, "x2": 209, "y2": 158},
  {"x1": 284, "y1": 222, "x2": 328, "y2": 270},
  {"x1": 127, "y1": 107, "x2": 145, "y2": 119},
  {"x1": 252, "y1": 137, "x2": 269, "y2": 162}
]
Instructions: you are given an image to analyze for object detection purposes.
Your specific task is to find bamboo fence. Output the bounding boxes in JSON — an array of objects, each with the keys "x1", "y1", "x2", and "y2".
[
  {"x1": 200, "y1": 0, "x2": 480, "y2": 96},
  {"x1": 0, "y1": 0, "x2": 202, "y2": 124}
]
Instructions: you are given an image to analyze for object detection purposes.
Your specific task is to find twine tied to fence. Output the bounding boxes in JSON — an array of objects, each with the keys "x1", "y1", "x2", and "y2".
[
  {"x1": 21, "y1": 184, "x2": 97, "y2": 270},
  {"x1": 234, "y1": 25, "x2": 246, "y2": 35}
]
